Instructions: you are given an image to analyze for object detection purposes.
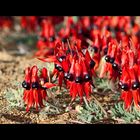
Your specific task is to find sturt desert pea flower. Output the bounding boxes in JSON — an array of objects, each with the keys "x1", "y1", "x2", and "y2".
[
  {"x1": 38, "y1": 40, "x2": 94, "y2": 103},
  {"x1": 81, "y1": 58, "x2": 93, "y2": 100},
  {"x1": 99, "y1": 41, "x2": 118, "y2": 80},
  {"x1": 119, "y1": 66, "x2": 140, "y2": 110},
  {"x1": 20, "y1": 16, "x2": 37, "y2": 32},
  {"x1": 119, "y1": 66, "x2": 132, "y2": 110},
  {"x1": 67, "y1": 58, "x2": 94, "y2": 102},
  {"x1": 84, "y1": 49, "x2": 96, "y2": 76},
  {"x1": 92, "y1": 34, "x2": 102, "y2": 70},
  {"x1": 38, "y1": 54, "x2": 69, "y2": 89},
  {"x1": 22, "y1": 65, "x2": 56, "y2": 112},
  {"x1": 35, "y1": 19, "x2": 56, "y2": 57},
  {"x1": 118, "y1": 46, "x2": 140, "y2": 110},
  {"x1": 128, "y1": 66, "x2": 140, "y2": 110},
  {"x1": 0, "y1": 16, "x2": 13, "y2": 29},
  {"x1": 38, "y1": 42, "x2": 66, "y2": 88},
  {"x1": 119, "y1": 48, "x2": 140, "y2": 110},
  {"x1": 68, "y1": 59, "x2": 83, "y2": 102},
  {"x1": 38, "y1": 40, "x2": 79, "y2": 89}
]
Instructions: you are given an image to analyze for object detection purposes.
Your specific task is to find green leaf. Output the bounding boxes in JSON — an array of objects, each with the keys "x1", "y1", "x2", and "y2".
[
  {"x1": 87, "y1": 115, "x2": 94, "y2": 122},
  {"x1": 118, "y1": 102, "x2": 125, "y2": 115}
]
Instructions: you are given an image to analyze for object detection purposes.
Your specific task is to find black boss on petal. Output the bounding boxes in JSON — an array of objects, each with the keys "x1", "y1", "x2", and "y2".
[
  {"x1": 109, "y1": 57, "x2": 115, "y2": 64},
  {"x1": 132, "y1": 81, "x2": 139, "y2": 90},
  {"x1": 49, "y1": 36, "x2": 55, "y2": 42},
  {"x1": 121, "y1": 83, "x2": 129, "y2": 91},
  {"x1": 118, "y1": 81, "x2": 123, "y2": 88},
  {"x1": 105, "y1": 55, "x2": 110, "y2": 62},
  {"x1": 22, "y1": 81, "x2": 30, "y2": 90},
  {"x1": 58, "y1": 56, "x2": 66, "y2": 62},
  {"x1": 55, "y1": 64, "x2": 59, "y2": 69},
  {"x1": 93, "y1": 46, "x2": 98, "y2": 53},
  {"x1": 58, "y1": 66, "x2": 63, "y2": 72},
  {"x1": 84, "y1": 74, "x2": 91, "y2": 82},
  {"x1": 62, "y1": 38, "x2": 67, "y2": 43},
  {"x1": 55, "y1": 64, "x2": 63, "y2": 72},
  {"x1": 112, "y1": 63, "x2": 119, "y2": 70},
  {"x1": 89, "y1": 60, "x2": 95, "y2": 69},
  {"x1": 66, "y1": 73, "x2": 74, "y2": 81},
  {"x1": 32, "y1": 82, "x2": 39, "y2": 89},
  {"x1": 64, "y1": 72, "x2": 68, "y2": 79},
  {"x1": 75, "y1": 76, "x2": 83, "y2": 83}
]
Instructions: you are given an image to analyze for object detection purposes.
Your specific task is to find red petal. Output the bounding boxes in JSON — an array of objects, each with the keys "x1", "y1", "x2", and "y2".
[
  {"x1": 26, "y1": 90, "x2": 33, "y2": 112},
  {"x1": 33, "y1": 89, "x2": 39, "y2": 111},
  {"x1": 62, "y1": 60, "x2": 69, "y2": 72},
  {"x1": 77, "y1": 84, "x2": 83, "y2": 102},
  {"x1": 40, "y1": 67, "x2": 48, "y2": 79},
  {"x1": 124, "y1": 91, "x2": 132, "y2": 110},
  {"x1": 23, "y1": 90, "x2": 30, "y2": 103},
  {"x1": 85, "y1": 50, "x2": 91, "y2": 63},
  {"x1": 43, "y1": 82, "x2": 56, "y2": 89},
  {"x1": 69, "y1": 59, "x2": 75, "y2": 74},
  {"x1": 31, "y1": 65, "x2": 38, "y2": 82},
  {"x1": 132, "y1": 90, "x2": 140, "y2": 108},
  {"x1": 38, "y1": 56, "x2": 57, "y2": 62},
  {"x1": 128, "y1": 67, "x2": 137, "y2": 83},
  {"x1": 74, "y1": 61, "x2": 82, "y2": 77},
  {"x1": 84, "y1": 82, "x2": 91, "y2": 99},
  {"x1": 71, "y1": 82, "x2": 78, "y2": 101},
  {"x1": 38, "y1": 89, "x2": 45, "y2": 108},
  {"x1": 58, "y1": 72, "x2": 64, "y2": 89},
  {"x1": 25, "y1": 67, "x2": 31, "y2": 83}
]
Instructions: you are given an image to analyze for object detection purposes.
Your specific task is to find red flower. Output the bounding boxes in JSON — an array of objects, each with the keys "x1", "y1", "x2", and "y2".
[
  {"x1": 119, "y1": 48, "x2": 140, "y2": 110},
  {"x1": 21, "y1": 16, "x2": 37, "y2": 32},
  {"x1": 22, "y1": 66, "x2": 56, "y2": 112}
]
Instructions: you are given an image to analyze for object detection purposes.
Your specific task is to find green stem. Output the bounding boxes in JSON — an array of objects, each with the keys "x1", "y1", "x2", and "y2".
[
  {"x1": 83, "y1": 97, "x2": 91, "y2": 110},
  {"x1": 92, "y1": 96, "x2": 108, "y2": 118}
]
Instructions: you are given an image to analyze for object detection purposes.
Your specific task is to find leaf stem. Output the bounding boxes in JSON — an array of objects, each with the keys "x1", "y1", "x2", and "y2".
[{"x1": 92, "y1": 95, "x2": 108, "y2": 117}]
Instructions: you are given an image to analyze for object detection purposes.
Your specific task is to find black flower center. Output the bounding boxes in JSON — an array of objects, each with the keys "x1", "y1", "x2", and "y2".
[
  {"x1": 93, "y1": 46, "x2": 98, "y2": 53},
  {"x1": 62, "y1": 37, "x2": 67, "y2": 43},
  {"x1": 58, "y1": 56, "x2": 66, "y2": 62},
  {"x1": 109, "y1": 57, "x2": 115, "y2": 64},
  {"x1": 121, "y1": 83, "x2": 129, "y2": 91},
  {"x1": 55, "y1": 64, "x2": 63, "y2": 72},
  {"x1": 89, "y1": 60, "x2": 95, "y2": 69},
  {"x1": 132, "y1": 81, "x2": 139, "y2": 90},
  {"x1": 112, "y1": 63, "x2": 118, "y2": 70},
  {"x1": 22, "y1": 81, "x2": 30, "y2": 90},
  {"x1": 75, "y1": 76, "x2": 83, "y2": 83},
  {"x1": 49, "y1": 36, "x2": 55, "y2": 42},
  {"x1": 118, "y1": 81, "x2": 122, "y2": 88},
  {"x1": 84, "y1": 74, "x2": 91, "y2": 82},
  {"x1": 32, "y1": 82, "x2": 39, "y2": 89},
  {"x1": 105, "y1": 55, "x2": 110, "y2": 62},
  {"x1": 66, "y1": 73, "x2": 74, "y2": 81}
]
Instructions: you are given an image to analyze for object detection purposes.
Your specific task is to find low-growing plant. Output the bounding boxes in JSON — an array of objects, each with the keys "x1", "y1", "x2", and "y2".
[
  {"x1": 4, "y1": 86, "x2": 25, "y2": 109},
  {"x1": 111, "y1": 102, "x2": 140, "y2": 123}
]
